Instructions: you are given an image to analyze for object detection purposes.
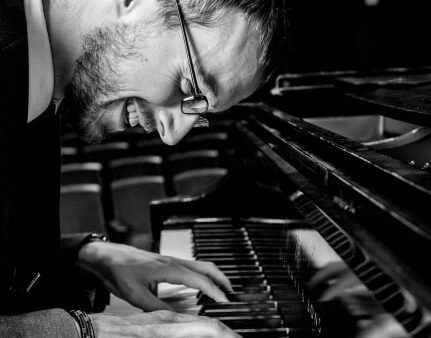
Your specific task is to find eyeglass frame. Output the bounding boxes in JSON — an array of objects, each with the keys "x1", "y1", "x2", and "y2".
[{"x1": 175, "y1": 0, "x2": 209, "y2": 115}]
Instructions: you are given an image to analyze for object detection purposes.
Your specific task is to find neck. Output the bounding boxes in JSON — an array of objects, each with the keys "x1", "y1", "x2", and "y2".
[{"x1": 42, "y1": 0, "x2": 83, "y2": 100}]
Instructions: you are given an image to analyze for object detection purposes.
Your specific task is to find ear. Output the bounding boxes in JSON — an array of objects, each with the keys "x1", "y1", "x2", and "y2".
[
  {"x1": 115, "y1": 0, "x2": 138, "y2": 18},
  {"x1": 115, "y1": 0, "x2": 158, "y2": 22}
]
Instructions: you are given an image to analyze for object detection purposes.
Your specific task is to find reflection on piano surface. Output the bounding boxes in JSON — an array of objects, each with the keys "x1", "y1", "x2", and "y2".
[{"x1": 150, "y1": 71, "x2": 431, "y2": 337}]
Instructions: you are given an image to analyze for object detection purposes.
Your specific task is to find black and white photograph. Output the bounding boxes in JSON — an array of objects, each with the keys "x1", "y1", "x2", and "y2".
[{"x1": 1, "y1": 0, "x2": 431, "y2": 337}]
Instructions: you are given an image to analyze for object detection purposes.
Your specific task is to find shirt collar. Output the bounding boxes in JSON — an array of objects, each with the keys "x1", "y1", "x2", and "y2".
[{"x1": 24, "y1": 0, "x2": 55, "y2": 123}]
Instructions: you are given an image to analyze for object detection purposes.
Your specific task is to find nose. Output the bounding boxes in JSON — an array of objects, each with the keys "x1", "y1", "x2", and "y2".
[{"x1": 156, "y1": 106, "x2": 201, "y2": 145}]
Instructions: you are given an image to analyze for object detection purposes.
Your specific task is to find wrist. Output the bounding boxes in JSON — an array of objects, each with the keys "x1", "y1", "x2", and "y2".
[
  {"x1": 68, "y1": 310, "x2": 96, "y2": 338},
  {"x1": 77, "y1": 240, "x2": 109, "y2": 276}
]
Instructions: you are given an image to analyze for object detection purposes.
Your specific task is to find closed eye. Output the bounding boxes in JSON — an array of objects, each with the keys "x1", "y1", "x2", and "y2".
[{"x1": 180, "y1": 78, "x2": 194, "y2": 96}]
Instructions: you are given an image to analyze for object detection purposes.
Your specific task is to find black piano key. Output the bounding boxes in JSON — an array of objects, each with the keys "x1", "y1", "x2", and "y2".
[
  {"x1": 193, "y1": 228, "x2": 245, "y2": 233},
  {"x1": 234, "y1": 328, "x2": 289, "y2": 338},
  {"x1": 200, "y1": 258, "x2": 258, "y2": 265},
  {"x1": 200, "y1": 301, "x2": 277, "y2": 312},
  {"x1": 198, "y1": 292, "x2": 271, "y2": 304},
  {"x1": 193, "y1": 227, "x2": 244, "y2": 232},
  {"x1": 231, "y1": 284, "x2": 270, "y2": 293},
  {"x1": 227, "y1": 276, "x2": 266, "y2": 285},
  {"x1": 193, "y1": 240, "x2": 251, "y2": 249},
  {"x1": 205, "y1": 308, "x2": 278, "y2": 317},
  {"x1": 284, "y1": 329, "x2": 315, "y2": 338},
  {"x1": 196, "y1": 252, "x2": 256, "y2": 259},
  {"x1": 217, "y1": 315, "x2": 283, "y2": 329},
  {"x1": 266, "y1": 276, "x2": 291, "y2": 284},
  {"x1": 273, "y1": 292, "x2": 302, "y2": 302},
  {"x1": 194, "y1": 247, "x2": 253, "y2": 254},
  {"x1": 193, "y1": 234, "x2": 246, "y2": 238},
  {"x1": 218, "y1": 265, "x2": 262, "y2": 272},
  {"x1": 193, "y1": 224, "x2": 239, "y2": 230},
  {"x1": 224, "y1": 270, "x2": 265, "y2": 277},
  {"x1": 282, "y1": 315, "x2": 314, "y2": 328}
]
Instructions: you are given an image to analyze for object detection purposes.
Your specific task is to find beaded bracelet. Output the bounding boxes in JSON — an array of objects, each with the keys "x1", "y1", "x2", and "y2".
[{"x1": 68, "y1": 310, "x2": 96, "y2": 338}]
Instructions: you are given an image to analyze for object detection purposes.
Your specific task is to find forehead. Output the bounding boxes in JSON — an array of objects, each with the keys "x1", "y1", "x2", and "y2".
[
  {"x1": 116, "y1": 10, "x2": 264, "y2": 110},
  {"x1": 192, "y1": 12, "x2": 264, "y2": 111}
]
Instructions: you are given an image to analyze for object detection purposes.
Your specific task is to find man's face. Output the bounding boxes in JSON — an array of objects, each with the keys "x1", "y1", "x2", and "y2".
[{"x1": 66, "y1": 9, "x2": 263, "y2": 145}]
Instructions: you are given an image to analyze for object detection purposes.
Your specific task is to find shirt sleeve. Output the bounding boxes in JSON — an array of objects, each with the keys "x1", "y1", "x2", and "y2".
[
  {"x1": 59, "y1": 233, "x2": 110, "y2": 313},
  {"x1": 60, "y1": 232, "x2": 97, "y2": 267},
  {"x1": 0, "y1": 308, "x2": 80, "y2": 338}
]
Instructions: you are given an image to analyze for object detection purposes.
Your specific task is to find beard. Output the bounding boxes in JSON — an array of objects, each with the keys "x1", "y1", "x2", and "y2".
[{"x1": 63, "y1": 25, "x2": 156, "y2": 144}]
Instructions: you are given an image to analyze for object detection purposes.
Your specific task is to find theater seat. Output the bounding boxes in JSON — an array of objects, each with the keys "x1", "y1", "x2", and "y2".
[
  {"x1": 61, "y1": 147, "x2": 80, "y2": 164},
  {"x1": 82, "y1": 142, "x2": 130, "y2": 165},
  {"x1": 181, "y1": 132, "x2": 230, "y2": 151},
  {"x1": 110, "y1": 176, "x2": 166, "y2": 250},
  {"x1": 103, "y1": 128, "x2": 147, "y2": 146},
  {"x1": 136, "y1": 137, "x2": 172, "y2": 156},
  {"x1": 109, "y1": 156, "x2": 163, "y2": 181},
  {"x1": 60, "y1": 184, "x2": 106, "y2": 234},
  {"x1": 168, "y1": 150, "x2": 220, "y2": 175},
  {"x1": 61, "y1": 162, "x2": 103, "y2": 186},
  {"x1": 172, "y1": 168, "x2": 228, "y2": 196}
]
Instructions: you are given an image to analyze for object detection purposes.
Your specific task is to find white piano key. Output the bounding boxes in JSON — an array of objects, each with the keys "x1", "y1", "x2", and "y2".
[{"x1": 159, "y1": 229, "x2": 197, "y2": 295}]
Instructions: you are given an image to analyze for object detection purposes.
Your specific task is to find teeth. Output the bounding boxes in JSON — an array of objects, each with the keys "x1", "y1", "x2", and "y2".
[
  {"x1": 125, "y1": 97, "x2": 135, "y2": 110},
  {"x1": 195, "y1": 116, "x2": 209, "y2": 128},
  {"x1": 126, "y1": 98, "x2": 140, "y2": 127},
  {"x1": 128, "y1": 112, "x2": 140, "y2": 127}
]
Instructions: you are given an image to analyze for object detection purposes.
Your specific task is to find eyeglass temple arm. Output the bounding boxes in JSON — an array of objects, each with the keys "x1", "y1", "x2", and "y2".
[{"x1": 175, "y1": 0, "x2": 201, "y2": 96}]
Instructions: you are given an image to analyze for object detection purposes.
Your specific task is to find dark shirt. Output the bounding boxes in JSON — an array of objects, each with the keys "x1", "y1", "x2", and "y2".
[{"x1": 0, "y1": 2, "x2": 106, "y2": 334}]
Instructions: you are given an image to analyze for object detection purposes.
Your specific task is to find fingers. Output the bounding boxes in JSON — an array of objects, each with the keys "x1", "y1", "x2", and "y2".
[
  {"x1": 356, "y1": 314, "x2": 409, "y2": 338},
  {"x1": 125, "y1": 311, "x2": 203, "y2": 324},
  {"x1": 164, "y1": 262, "x2": 229, "y2": 303},
  {"x1": 123, "y1": 286, "x2": 175, "y2": 312},
  {"x1": 175, "y1": 258, "x2": 233, "y2": 292},
  {"x1": 143, "y1": 319, "x2": 242, "y2": 338},
  {"x1": 308, "y1": 261, "x2": 349, "y2": 289},
  {"x1": 319, "y1": 273, "x2": 364, "y2": 301}
]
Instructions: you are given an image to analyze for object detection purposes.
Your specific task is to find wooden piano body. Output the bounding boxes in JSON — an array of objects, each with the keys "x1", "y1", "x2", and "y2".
[{"x1": 149, "y1": 69, "x2": 431, "y2": 338}]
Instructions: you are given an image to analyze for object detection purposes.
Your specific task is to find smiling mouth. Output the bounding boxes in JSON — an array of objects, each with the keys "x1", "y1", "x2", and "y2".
[
  {"x1": 124, "y1": 98, "x2": 160, "y2": 135},
  {"x1": 94, "y1": 97, "x2": 162, "y2": 140}
]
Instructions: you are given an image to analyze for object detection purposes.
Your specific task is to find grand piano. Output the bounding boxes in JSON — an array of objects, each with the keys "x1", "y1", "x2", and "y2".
[{"x1": 148, "y1": 68, "x2": 431, "y2": 338}]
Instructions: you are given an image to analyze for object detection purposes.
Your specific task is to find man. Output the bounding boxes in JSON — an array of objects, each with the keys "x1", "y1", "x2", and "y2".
[{"x1": 0, "y1": 0, "x2": 287, "y2": 336}]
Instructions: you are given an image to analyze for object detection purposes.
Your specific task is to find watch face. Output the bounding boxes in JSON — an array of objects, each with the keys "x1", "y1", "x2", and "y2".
[{"x1": 89, "y1": 233, "x2": 109, "y2": 242}]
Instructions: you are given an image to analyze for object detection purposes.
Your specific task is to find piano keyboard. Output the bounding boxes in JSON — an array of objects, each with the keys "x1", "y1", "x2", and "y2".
[
  {"x1": 106, "y1": 216, "x2": 405, "y2": 337},
  {"x1": 158, "y1": 218, "x2": 348, "y2": 338}
]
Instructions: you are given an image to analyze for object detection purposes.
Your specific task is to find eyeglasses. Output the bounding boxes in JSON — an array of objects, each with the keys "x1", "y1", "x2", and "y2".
[{"x1": 175, "y1": 0, "x2": 209, "y2": 115}]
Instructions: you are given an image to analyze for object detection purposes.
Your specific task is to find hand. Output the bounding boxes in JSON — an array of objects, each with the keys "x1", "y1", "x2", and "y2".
[
  {"x1": 356, "y1": 314, "x2": 409, "y2": 338},
  {"x1": 89, "y1": 311, "x2": 242, "y2": 338},
  {"x1": 308, "y1": 262, "x2": 366, "y2": 301},
  {"x1": 78, "y1": 242, "x2": 233, "y2": 311}
]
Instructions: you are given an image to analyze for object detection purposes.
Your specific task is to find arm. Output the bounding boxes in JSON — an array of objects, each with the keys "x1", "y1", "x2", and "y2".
[
  {"x1": 60, "y1": 233, "x2": 99, "y2": 267},
  {"x1": 59, "y1": 233, "x2": 110, "y2": 312},
  {"x1": 0, "y1": 309, "x2": 79, "y2": 338}
]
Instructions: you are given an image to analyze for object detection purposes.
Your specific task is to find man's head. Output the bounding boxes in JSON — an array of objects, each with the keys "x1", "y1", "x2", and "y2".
[{"x1": 51, "y1": 0, "x2": 287, "y2": 144}]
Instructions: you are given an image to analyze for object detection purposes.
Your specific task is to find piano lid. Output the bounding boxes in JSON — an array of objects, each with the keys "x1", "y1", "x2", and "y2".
[
  {"x1": 272, "y1": 67, "x2": 431, "y2": 127},
  {"x1": 344, "y1": 83, "x2": 431, "y2": 127},
  {"x1": 234, "y1": 102, "x2": 431, "y2": 313}
]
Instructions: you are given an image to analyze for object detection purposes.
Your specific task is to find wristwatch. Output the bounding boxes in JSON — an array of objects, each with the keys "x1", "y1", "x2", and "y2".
[
  {"x1": 75, "y1": 233, "x2": 109, "y2": 264},
  {"x1": 85, "y1": 233, "x2": 109, "y2": 244}
]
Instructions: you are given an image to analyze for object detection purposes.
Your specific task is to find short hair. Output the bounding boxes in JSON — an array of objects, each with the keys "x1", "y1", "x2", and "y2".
[{"x1": 157, "y1": 0, "x2": 289, "y2": 80}]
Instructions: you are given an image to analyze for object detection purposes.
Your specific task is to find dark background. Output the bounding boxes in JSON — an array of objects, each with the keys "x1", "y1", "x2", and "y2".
[{"x1": 278, "y1": 0, "x2": 431, "y2": 73}]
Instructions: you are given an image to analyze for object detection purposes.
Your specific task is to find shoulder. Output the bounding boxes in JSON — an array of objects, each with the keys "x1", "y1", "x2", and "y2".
[{"x1": 0, "y1": 0, "x2": 28, "y2": 124}]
